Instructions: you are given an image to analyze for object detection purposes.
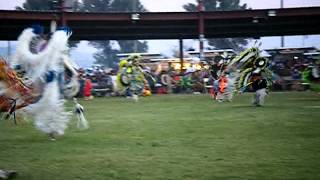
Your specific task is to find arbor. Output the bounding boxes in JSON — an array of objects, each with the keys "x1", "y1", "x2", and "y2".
[
  {"x1": 18, "y1": 0, "x2": 148, "y2": 68},
  {"x1": 183, "y1": 0, "x2": 249, "y2": 50}
]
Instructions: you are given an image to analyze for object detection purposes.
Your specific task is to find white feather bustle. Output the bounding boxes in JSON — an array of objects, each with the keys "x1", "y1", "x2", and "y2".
[
  {"x1": 26, "y1": 81, "x2": 71, "y2": 135},
  {"x1": 73, "y1": 99, "x2": 89, "y2": 130},
  {"x1": 76, "y1": 111, "x2": 89, "y2": 130},
  {"x1": 12, "y1": 29, "x2": 72, "y2": 136},
  {"x1": 12, "y1": 29, "x2": 69, "y2": 83}
]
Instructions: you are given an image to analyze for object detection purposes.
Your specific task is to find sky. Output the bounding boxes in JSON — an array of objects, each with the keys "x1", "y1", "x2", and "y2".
[
  {"x1": 0, "y1": 0, "x2": 319, "y2": 67},
  {"x1": 3, "y1": 0, "x2": 319, "y2": 11}
]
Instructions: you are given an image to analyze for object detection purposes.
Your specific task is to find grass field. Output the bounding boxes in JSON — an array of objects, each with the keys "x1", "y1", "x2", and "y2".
[{"x1": 1, "y1": 92, "x2": 320, "y2": 180}]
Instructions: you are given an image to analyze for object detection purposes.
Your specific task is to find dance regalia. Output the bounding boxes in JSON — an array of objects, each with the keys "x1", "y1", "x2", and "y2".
[
  {"x1": 207, "y1": 44, "x2": 272, "y2": 101},
  {"x1": 208, "y1": 58, "x2": 235, "y2": 101},
  {"x1": 302, "y1": 65, "x2": 320, "y2": 92},
  {"x1": 0, "y1": 27, "x2": 81, "y2": 137},
  {"x1": 0, "y1": 59, "x2": 35, "y2": 113},
  {"x1": 226, "y1": 45, "x2": 273, "y2": 93},
  {"x1": 116, "y1": 55, "x2": 151, "y2": 99}
]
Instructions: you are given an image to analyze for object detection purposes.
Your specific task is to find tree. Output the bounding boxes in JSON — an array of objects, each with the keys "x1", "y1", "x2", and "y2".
[
  {"x1": 109, "y1": 0, "x2": 147, "y2": 12},
  {"x1": 16, "y1": 0, "x2": 79, "y2": 48},
  {"x1": 80, "y1": 0, "x2": 112, "y2": 12},
  {"x1": 18, "y1": 0, "x2": 54, "y2": 10},
  {"x1": 117, "y1": 40, "x2": 148, "y2": 54},
  {"x1": 183, "y1": 0, "x2": 249, "y2": 51},
  {"x1": 90, "y1": 41, "x2": 119, "y2": 68},
  {"x1": 18, "y1": 0, "x2": 81, "y2": 12},
  {"x1": 79, "y1": 0, "x2": 148, "y2": 68}
]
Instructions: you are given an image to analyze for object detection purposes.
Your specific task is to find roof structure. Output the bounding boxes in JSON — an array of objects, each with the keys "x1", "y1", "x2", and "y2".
[{"x1": 0, "y1": 7, "x2": 320, "y2": 40}]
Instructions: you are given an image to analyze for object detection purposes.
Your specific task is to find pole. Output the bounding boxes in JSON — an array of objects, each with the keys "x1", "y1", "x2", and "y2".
[
  {"x1": 133, "y1": 0, "x2": 138, "y2": 52},
  {"x1": 198, "y1": 0, "x2": 205, "y2": 61},
  {"x1": 280, "y1": 0, "x2": 284, "y2": 47},
  {"x1": 179, "y1": 39, "x2": 184, "y2": 73},
  {"x1": 60, "y1": 0, "x2": 66, "y2": 26},
  {"x1": 7, "y1": 41, "x2": 11, "y2": 57}
]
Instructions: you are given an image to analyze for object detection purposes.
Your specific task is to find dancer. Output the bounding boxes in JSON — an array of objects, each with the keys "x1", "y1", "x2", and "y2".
[
  {"x1": 208, "y1": 54, "x2": 235, "y2": 102},
  {"x1": 0, "y1": 25, "x2": 83, "y2": 139},
  {"x1": 116, "y1": 54, "x2": 149, "y2": 101},
  {"x1": 226, "y1": 42, "x2": 273, "y2": 94},
  {"x1": 251, "y1": 72, "x2": 268, "y2": 106}
]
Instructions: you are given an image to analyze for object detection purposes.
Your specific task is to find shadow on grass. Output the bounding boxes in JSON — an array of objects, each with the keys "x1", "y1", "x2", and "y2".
[
  {"x1": 230, "y1": 104, "x2": 285, "y2": 109},
  {"x1": 287, "y1": 98, "x2": 320, "y2": 102}
]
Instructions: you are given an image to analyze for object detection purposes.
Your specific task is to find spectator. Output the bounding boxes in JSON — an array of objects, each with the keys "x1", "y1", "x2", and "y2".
[
  {"x1": 291, "y1": 68, "x2": 301, "y2": 80},
  {"x1": 84, "y1": 76, "x2": 93, "y2": 100},
  {"x1": 291, "y1": 68, "x2": 302, "y2": 90}
]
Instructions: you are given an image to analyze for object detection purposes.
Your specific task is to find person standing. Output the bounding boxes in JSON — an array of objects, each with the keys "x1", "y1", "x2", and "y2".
[
  {"x1": 251, "y1": 73, "x2": 268, "y2": 106},
  {"x1": 84, "y1": 76, "x2": 93, "y2": 100}
]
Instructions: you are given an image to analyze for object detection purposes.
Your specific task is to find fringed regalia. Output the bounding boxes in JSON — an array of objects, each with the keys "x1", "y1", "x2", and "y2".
[
  {"x1": 226, "y1": 45, "x2": 273, "y2": 93},
  {"x1": 116, "y1": 54, "x2": 153, "y2": 100},
  {"x1": 0, "y1": 26, "x2": 81, "y2": 137}
]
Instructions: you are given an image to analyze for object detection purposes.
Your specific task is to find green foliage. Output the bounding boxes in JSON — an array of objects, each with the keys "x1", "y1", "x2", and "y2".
[
  {"x1": 16, "y1": 0, "x2": 79, "y2": 49},
  {"x1": 80, "y1": 0, "x2": 112, "y2": 12},
  {"x1": 118, "y1": 40, "x2": 148, "y2": 53},
  {"x1": 1, "y1": 92, "x2": 320, "y2": 179},
  {"x1": 183, "y1": 0, "x2": 249, "y2": 50},
  {"x1": 19, "y1": 0, "x2": 54, "y2": 11},
  {"x1": 90, "y1": 41, "x2": 119, "y2": 68},
  {"x1": 183, "y1": 0, "x2": 247, "y2": 12},
  {"x1": 78, "y1": 0, "x2": 149, "y2": 67},
  {"x1": 110, "y1": 0, "x2": 147, "y2": 12},
  {"x1": 18, "y1": 0, "x2": 81, "y2": 12}
]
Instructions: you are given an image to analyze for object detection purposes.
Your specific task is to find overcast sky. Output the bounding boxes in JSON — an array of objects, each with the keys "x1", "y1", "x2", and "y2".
[{"x1": 0, "y1": 0, "x2": 319, "y2": 67}]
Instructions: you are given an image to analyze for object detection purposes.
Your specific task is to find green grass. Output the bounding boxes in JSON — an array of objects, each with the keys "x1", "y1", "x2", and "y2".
[{"x1": 1, "y1": 92, "x2": 320, "y2": 180}]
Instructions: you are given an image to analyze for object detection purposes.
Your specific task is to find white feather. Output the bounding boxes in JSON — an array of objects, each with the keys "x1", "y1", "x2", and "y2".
[
  {"x1": 73, "y1": 99, "x2": 89, "y2": 130},
  {"x1": 9, "y1": 28, "x2": 75, "y2": 137},
  {"x1": 14, "y1": 29, "x2": 71, "y2": 135},
  {"x1": 11, "y1": 29, "x2": 69, "y2": 83},
  {"x1": 26, "y1": 81, "x2": 71, "y2": 135},
  {"x1": 132, "y1": 94, "x2": 139, "y2": 102}
]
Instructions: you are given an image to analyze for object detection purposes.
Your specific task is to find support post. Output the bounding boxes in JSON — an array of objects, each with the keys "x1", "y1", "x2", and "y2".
[
  {"x1": 280, "y1": 0, "x2": 284, "y2": 47},
  {"x1": 132, "y1": 0, "x2": 138, "y2": 52},
  {"x1": 179, "y1": 39, "x2": 184, "y2": 73},
  {"x1": 198, "y1": 0, "x2": 205, "y2": 61},
  {"x1": 60, "y1": 0, "x2": 66, "y2": 26},
  {"x1": 7, "y1": 41, "x2": 11, "y2": 57}
]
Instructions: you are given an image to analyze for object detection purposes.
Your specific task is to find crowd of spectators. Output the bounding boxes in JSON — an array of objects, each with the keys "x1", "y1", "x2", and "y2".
[
  {"x1": 75, "y1": 56, "x2": 320, "y2": 98},
  {"x1": 270, "y1": 56, "x2": 320, "y2": 91},
  {"x1": 75, "y1": 64, "x2": 213, "y2": 98}
]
